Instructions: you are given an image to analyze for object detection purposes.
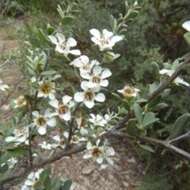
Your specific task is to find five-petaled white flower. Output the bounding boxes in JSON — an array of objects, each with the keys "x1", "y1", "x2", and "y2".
[
  {"x1": 21, "y1": 169, "x2": 44, "y2": 190},
  {"x1": 89, "y1": 113, "x2": 111, "y2": 127},
  {"x1": 70, "y1": 55, "x2": 100, "y2": 77},
  {"x1": 38, "y1": 80, "x2": 55, "y2": 99},
  {"x1": 0, "y1": 79, "x2": 9, "y2": 92},
  {"x1": 32, "y1": 110, "x2": 56, "y2": 135},
  {"x1": 90, "y1": 28, "x2": 123, "y2": 51},
  {"x1": 74, "y1": 82, "x2": 105, "y2": 109},
  {"x1": 49, "y1": 95, "x2": 74, "y2": 121},
  {"x1": 5, "y1": 127, "x2": 29, "y2": 145},
  {"x1": 13, "y1": 95, "x2": 27, "y2": 108},
  {"x1": 117, "y1": 84, "x2": 140, "y2": 98},
  {"x1": 182, "y1": 20, "x2": 190, "y2": 32},
  {"x1": 159, "y1": 69, "x2": 190, "y2": 87},
  {"x1": 39, "y1": 135, "x2": 65, "y2": 150},
  {"x1": 48, "y1": 32, "x2": 81, "y2": 56},
  {"x1": 83, "y1": 140, "x2": 115, "y2": 169},
  {"x1": 81, "y1": 65, "x2": 112, "y2": 90}
]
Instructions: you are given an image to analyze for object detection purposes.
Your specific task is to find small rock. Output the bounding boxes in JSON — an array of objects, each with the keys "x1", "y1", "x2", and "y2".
[{"x1": 82, "y1": 165, "x2": 96, "y2": 175}]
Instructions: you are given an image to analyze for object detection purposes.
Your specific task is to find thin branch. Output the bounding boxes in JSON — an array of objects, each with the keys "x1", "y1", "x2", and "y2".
[
  {"x1": 0, "y1": 143, "x2": 86, "y2": 188},
  {"x1": 168, "y1": 131, "x2": 190, "y2": 144}
]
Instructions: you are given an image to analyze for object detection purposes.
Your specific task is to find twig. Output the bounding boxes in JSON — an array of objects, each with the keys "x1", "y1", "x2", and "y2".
[{"x1": 168, "y1": 131, "x2": 190, "y2": 144}]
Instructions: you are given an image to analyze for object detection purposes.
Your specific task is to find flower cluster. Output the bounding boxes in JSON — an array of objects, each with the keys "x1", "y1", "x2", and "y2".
[{"x1": 21, "y1": 169, "x2": 44, "y2": 190}]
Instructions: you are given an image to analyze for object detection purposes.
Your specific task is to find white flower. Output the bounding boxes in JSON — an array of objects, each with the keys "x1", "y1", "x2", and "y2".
[
  {"x1": 81, "y1": 65, "x2": 112, "y2": 90},
  {"x1": 83, "y1": 140, "x2": 115, "y2": 169},
  {"x1": 38, "y1": 80, "x2": 56, "y2": 99},
  {"x1": 70, "y1": 55, "x2": 100, "y2": 76},
  {"x1": 5, "y1": 127, "x2": 29, "y2": 146},
  {"x1": 48, "y1": 33, "x2": 81, "y2": 56},
  {"x1": 182, "y1": 20, "x2": 190, "y2": 32},
  {"x1": 21, "y1": 169, "x2": 44, "y2": 190},
  {"x1": 159, "y1": 69, "x2": 190, "y2": 87},
  {"x1": 1, "y1": 157, "x2": 18, "y2": 169},
  {"x1": 32, "y1": 110, "x2": 56, "y2": 135},
  {"x1": 74, "y1": 82, "x2": 105, "y2": 109},
  {"x1": 117, "y1": 85, "x2": 140, "y2": 98},
  {"x1": 0, "y1": 79, "x2": 9, "y2": 91},
  {"x1": 49, "y1": 95, "x2": 74, "y2": 121},
  {"x1": 89, "y1": 113, "x2": 111, "y2": 127},
  {"x1": 90, "y1": 28, "x2": 124, "y2": 51},
  {"x1": 13, "y1": 95, "x2": 27, "y2": 108}
]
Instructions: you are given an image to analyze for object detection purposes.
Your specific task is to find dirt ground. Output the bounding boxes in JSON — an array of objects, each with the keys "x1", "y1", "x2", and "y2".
[{"x1": 0, "y1": 17, "x2": 144, "y2": 190}]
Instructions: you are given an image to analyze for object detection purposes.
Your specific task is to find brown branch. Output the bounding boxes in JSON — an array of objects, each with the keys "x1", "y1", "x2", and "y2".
[
  {"x1": 0, "y1": 143, "x2": 86, "y2": 189},
  {"x1": 108, "y1": 131, "x2": 190, "y2": 161}
]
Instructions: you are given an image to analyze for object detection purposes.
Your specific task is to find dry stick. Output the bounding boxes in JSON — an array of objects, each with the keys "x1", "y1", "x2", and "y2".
[
  {"x1": 0, "y1": 143, "x2": 86, "y2": 188},
  {"x1": 1, "y1": 53, "x2": 190, "y2": 188},
  {"x1": 109, "y1": 131, "x2": 190, "y2": 160}
]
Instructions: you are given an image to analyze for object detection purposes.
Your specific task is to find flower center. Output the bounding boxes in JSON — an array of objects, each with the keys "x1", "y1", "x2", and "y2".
[
  {"x1": 40, "y1": 82, "x2": 53, "y2": 94},
  {"x1": 92, "y1": 147, "x2": 102, "y2": 157},
  {"x1": 16, "y1": 96, "x2": 27, "y2": 107},
  {"x1": 124, "y1": 87, "x2": 135, "y2": 95},
  {"x1": 58, "y1": 104, "x2": 69, "y2": 115},
  {"x1": 84, "y1": 91, "x2": 94, "y2": 101},
  {"x1": 36, "y1": 116, "x2": 47, "y2": 126},
  {"x1": 92, "y1": 76, "x2": 101, "y2": 83}
]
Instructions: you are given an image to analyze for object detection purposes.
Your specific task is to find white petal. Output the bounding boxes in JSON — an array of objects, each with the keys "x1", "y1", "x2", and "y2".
[
  {"x1": 32, "y1": 111, "x2": 39, "y2": 117},
  {"x1": 61, "y1": 112, "x2": 71, "y2": 121},
  {"x1": 93, "y1": 65, "x2": 102, "y2": 75},
  {"x1": 83, "y1": 153, "x2": 92, "y2": 159},
  {"x1": 182, "y1": 21, "x2": 190, "y2": 32},
  {"x1": 74, "y1": 92, "x2": 84, "y2": 102},
  {"x1": 49, "y1": 99, "x2": 59, "y2": 108},
  {"x1": 96, "y1": 157, "x2": 104, "y2": 164},
  {"x1": 81, "y1": 81, "x2": 89, "y2": 91},
  {"x1": 47, "y1": 118, "x2": 56, "y2": 127},
  {"x1": 67, "y1": 37, "x2": 77, "y2": 47},
  {"x1": 102, "y1": 29, "x2": 113, "y2": 38},
  {"x1": 38, "y1": 127, "x2": 47, "y2": 135},
  {"x1": 95, "y1": 93, "x2": 105, "y2": 102},
  {"x1": 5, "y1": 136, "x2": 15, "y2": 142},
  {"x1": 101, "y1": 69, "x2": 112, "y2": 79},
  {"x1": 111, "y1": 35, "x2": 124, "y2": 44},
  {"x1": 69, "y1": 49, "x2": 81, "y2": 56},
  {"x1": 56, "y1": 33, "x2": 66, "y2": 43},
  {"x1": 91, "y1": 60, "x2": 100, "y2": 66},
  {"x1": 84, "y1": 100, "x2": 95, "y2": 109},
  {"x1": 106, "y1": 147, "x2": 115, "y2": 156},
  {"x1": 100, "y1": 80, "x2": 109, "y2": 87},
  {"x1": 159, "y1": 69, "x2": 173, "y2": 76},
  {"x1": 62, "y1": 95, "x2": 72, "y2": 104},
  {"x1": 48, "y1": 35, "x2": 58, "y2": 45},
  {"x1": 90, "y1": 29, "x2": 101, "y2": 38},
  {"x1": 174, "y1": 77, "x2": 190, "y2": 86}
]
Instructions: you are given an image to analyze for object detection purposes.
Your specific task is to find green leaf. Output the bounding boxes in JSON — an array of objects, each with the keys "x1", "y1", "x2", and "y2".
[
  {"x1": 142, "y1": 112, "x2": 159, "y2": 128},
  {"x1": 61, "y1": 179, "x2": 72, "y2": 190},
  {"x1": 169, "y1": 113, "x2": 190, "y2": 139},
  {"x1": 184, "y1": 32, "x2": 190, "y2": 45},
  {"x1": 138, "y1": 144, "x2": 155, "y2": 153},
  {"x1": 133, "y1": 103, "x2": 143, "y2": 124}
]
